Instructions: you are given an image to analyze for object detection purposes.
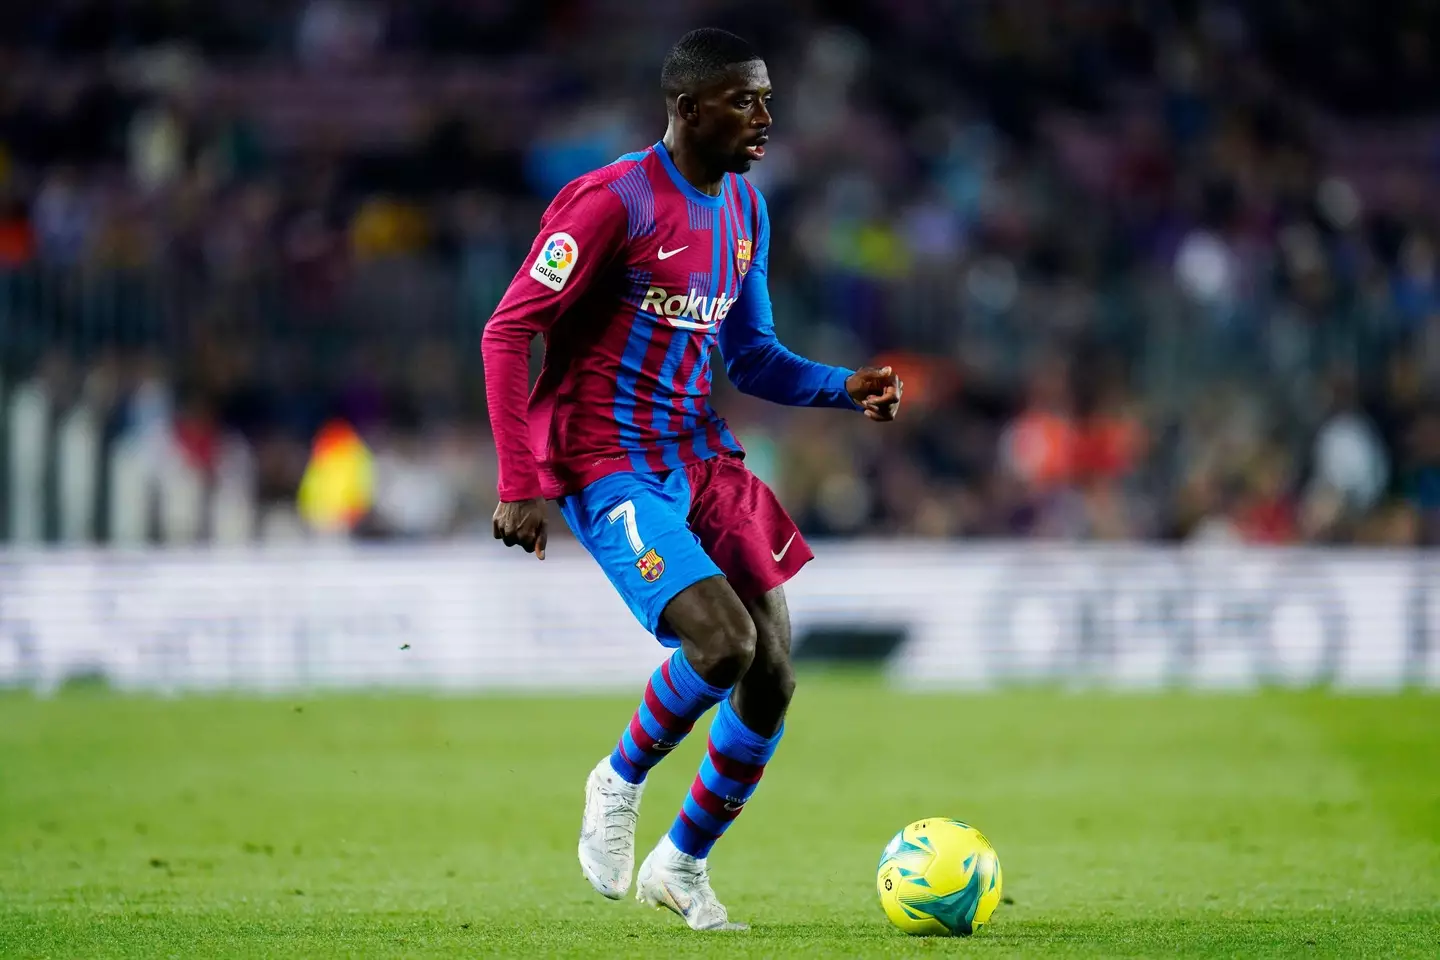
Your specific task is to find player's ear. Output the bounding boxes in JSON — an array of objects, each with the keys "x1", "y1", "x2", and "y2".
[{"x1": 675, "y1": 92, "x2": 701, "y2": 125}]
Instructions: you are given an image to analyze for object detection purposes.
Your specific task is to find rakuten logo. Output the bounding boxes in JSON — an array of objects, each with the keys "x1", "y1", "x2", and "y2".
[{"x1": 640, "y1": 286, "x2": 737, "y2": 331}]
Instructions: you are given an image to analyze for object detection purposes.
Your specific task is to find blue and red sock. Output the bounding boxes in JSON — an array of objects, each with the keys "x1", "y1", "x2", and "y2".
[
  {"x1": 609, "y1": 650, "x2": 729, "y2": 785},
  {"x1": 669, "y1": 698, "x2": 782, "y2": 859}
]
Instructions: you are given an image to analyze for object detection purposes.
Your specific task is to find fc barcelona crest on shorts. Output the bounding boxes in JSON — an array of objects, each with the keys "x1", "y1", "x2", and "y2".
[
  {"x1": 635, "y1": 548, "x2": 665, "y2": 582},
  {"x1": 736, "y1": 238, "x2": 752, "y2": 276}
]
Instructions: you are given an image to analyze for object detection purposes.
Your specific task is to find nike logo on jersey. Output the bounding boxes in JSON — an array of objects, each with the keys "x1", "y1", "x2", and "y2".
[
  {"x1": 771, "y1": 533, "x2": 798, "y2": 562},
  {"x1": 657, "y1": 245, "x2": 688, "y2": 260}
]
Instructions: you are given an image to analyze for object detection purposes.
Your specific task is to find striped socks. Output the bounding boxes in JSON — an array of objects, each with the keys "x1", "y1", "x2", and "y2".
[
  {"x1": 668, "y1": 698, "x2": 782, "y2": 859},
  {"x1": 609, "y1": 650, "x2": 729, "y2": 785}
]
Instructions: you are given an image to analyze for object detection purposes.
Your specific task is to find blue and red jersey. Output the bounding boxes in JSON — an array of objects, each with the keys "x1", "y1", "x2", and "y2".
[{"x1": 483, "y1": 141, "x2": 857, "y2": 502}]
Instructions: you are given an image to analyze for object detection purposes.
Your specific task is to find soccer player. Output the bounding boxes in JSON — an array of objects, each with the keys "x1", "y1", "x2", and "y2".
[{"x1": 482, "y1": 27, "x2": 902, "y2": 930}]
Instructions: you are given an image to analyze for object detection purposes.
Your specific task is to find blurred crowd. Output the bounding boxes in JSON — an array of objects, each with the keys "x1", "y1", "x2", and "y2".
[{"x1": 5, "y1": 0, "x2": 1440, "y2": 545}]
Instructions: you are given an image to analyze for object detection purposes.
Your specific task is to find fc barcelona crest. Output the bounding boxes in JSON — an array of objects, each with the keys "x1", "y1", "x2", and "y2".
[
  {"x1": 635, "y1": 548, "x2": 665, "y2": 582},
  {"x1": 736, "y1": 238, "x2": 753, "y2": 275}
]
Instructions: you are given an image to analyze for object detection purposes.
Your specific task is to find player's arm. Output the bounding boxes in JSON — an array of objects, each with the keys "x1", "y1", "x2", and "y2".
[
  {"x1": 481, "y1": 179, "x2": 628, "y2": 557},
  {"x1": 718, "y1": 193, "x2": 901, "y2": 421}
]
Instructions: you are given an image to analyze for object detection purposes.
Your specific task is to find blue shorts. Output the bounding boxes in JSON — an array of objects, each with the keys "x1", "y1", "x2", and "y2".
[
  {"x1": 560, "y1": 457, "x2": 814, "y2": 646},
  {"x1": 559, "y1": 468, "x2": 724, "y2": 647}
]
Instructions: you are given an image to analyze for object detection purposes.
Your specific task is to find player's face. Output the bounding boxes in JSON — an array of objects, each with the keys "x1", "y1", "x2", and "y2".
[{"x1": 696, "y1": 61, "x2": 772, "y2": 174}]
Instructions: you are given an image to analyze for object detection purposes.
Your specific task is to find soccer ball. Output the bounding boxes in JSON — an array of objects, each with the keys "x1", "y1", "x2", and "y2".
[{"x1": 876, "y1": 818, "x2": 1003, "y2": 936}]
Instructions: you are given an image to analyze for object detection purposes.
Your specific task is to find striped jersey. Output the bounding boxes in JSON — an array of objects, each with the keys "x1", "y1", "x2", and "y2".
[{"x1": 483, "y1": 141, "x2": 857, "y2": 501}]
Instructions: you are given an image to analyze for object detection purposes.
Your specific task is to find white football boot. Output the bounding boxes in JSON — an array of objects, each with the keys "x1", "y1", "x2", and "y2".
[
  {"x1": 635, "y1": 834, "x2": 748, "y2": 931},
  {"x1": 578, "y1": 757, "x2": 644, "y2": 898}
]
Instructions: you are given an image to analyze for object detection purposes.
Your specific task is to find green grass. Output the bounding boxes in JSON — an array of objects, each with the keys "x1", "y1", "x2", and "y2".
[{"x1": 1, "y1": 675, "x2": 1438, "y2": 958}]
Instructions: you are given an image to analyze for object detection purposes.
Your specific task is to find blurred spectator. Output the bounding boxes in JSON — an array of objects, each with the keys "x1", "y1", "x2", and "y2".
[
  {"x1": 127, "y1": 97, "x2": 187, "y2": 192},
  {"x1": 297, "y1": 0, "x2": 386, "y2": 69},
  {"x1": 1000, "y1": 355, "x2": 1077, "y2": 494},
  {"x1": 0, "y1": 186, "x2": 35, "y2": 266},
  {"x1": 1306, "y1": 372, "x2": 1390, "y2": 529},
  {"x1": 31, "y1": 167, "x2": 95, "y2": 263}
]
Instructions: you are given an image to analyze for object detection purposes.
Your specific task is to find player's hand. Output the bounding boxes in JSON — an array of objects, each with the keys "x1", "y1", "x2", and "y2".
[
  {"x1": 492, "y1": 497, "x2": 548, "y2": 560},
  {"x1": 846, "y1": 366, "x2": 903, "y2": 422}
]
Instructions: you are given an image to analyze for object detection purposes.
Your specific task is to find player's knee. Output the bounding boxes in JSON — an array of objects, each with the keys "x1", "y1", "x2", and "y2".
[
  {"x1": 712, "y1": 609, "x2": 758, "y2": 686},
  {"x1": 688, "y1": 603, "x2": 756, "y2": 687},
  {"x1": 667, "y1": 577, "x2": 758, "y2": 686}
]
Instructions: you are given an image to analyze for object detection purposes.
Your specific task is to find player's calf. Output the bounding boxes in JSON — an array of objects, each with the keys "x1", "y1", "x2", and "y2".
[
  {"x1": 730, "y1": 585, "x2": 795, "y2": 737},
  {"x1": 730, "y1": 655, "x2": 794, "y2": 738},
  {"x1": 608, "y1": 648, "x2": 730, "y2": 785}
]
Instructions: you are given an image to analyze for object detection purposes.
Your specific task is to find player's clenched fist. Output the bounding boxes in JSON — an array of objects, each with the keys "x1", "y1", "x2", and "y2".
[
  {"x1": 493, "y1": 497, "x2": 549, "y2": 559},
  {"x1": 846, "y1": 365, "x2": 903, "y2": 422}
]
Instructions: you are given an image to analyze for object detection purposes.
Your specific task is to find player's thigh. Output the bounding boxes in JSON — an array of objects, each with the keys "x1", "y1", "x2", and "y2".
[
  {"x1": 559, "y1": 471, "x2": 723, "y2": 643},
  {"x1": 687, "y1": 456, "x2": 815, "y2": 602}
]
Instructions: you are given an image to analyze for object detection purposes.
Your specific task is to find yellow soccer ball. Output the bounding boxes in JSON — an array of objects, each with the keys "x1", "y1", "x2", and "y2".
[{"x1": 876, "y1": 818, "x2": 1003, "y2": 936}]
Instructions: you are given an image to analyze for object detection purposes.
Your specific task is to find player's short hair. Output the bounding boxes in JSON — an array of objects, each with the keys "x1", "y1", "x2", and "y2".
[{"x1": 661, "y1": 28, "x2": 761, "y2": 99}]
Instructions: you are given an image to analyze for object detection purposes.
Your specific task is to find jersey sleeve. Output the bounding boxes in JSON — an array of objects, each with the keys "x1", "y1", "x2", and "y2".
[
  {"x1": 717, "y1": 190, "x2": 859, "y2": 410},
  {"x1": 481, "y1": 178, "x2": 628, "y2": 501}
]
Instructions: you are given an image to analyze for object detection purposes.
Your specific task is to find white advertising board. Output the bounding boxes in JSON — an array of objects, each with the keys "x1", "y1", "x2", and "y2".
[{"x1": 0, "y1": 543, "x2": 1434, "y2": 692}]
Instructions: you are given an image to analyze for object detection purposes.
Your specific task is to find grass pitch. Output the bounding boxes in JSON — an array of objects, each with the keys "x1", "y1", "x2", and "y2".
[{"x1": 1, "y1": 674, "x2": 1438, "y2": 958}]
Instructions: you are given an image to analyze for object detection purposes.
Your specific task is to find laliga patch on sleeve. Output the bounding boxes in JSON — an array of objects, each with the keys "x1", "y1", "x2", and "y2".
[{"x1": 531, "y1": 231, "x2": 579, "y2": 291}]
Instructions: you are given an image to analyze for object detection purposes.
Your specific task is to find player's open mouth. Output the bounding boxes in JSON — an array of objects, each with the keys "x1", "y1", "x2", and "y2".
[{"x1": 745, "y1": 138, "x2": 767, "y2": 160}]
